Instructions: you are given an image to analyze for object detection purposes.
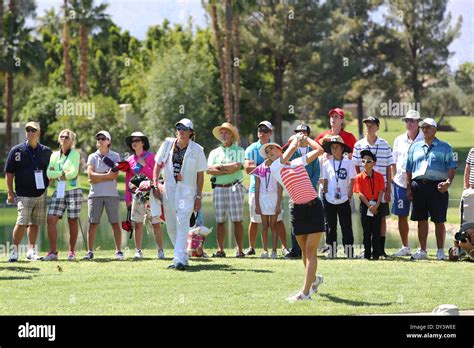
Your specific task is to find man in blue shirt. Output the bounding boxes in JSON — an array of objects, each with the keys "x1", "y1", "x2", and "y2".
[
  {"x1": 243, "y1": 121, "x2": 289, "y2": 256},
  {"x1": 5, "y1": 122, "x2": 52, "y2": 262},
  {"x1": 406, "y1": 118, "x2": 456, "y2": 260}
]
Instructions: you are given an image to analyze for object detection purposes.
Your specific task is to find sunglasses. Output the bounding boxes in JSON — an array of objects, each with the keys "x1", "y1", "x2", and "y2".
[
  {"x1": 60, "y1": 135, "x2": 70, "y2": 140},
  {"x1": 361, "y1": 159, "x2": 374, "y2": 164},
  {"x1": 131, "y1": 138, "x2": 142, "y2": 143},
  {"x1": 26, "y1": 128, "x2": 37, "y2": 133},
  {"x1": 258, "y1": 128, "x2": 271, "y2": 133},
  {"x1": 405, "y1": 119, "x2": 419, "y2": 123},
  {"x1": 96, "y1": 136, "x2": 107, "y2": 141},
  {"x1": 176, "y1": 125, "x2": 191, "y2": 131},
  {"x1": 294, "y1": 130, "x2": 307, "y2": 134}
]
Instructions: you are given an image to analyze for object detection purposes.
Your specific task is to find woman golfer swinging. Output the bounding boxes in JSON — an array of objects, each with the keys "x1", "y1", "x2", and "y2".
[{"x1": 259, "y1": 133, "x2": 325, "y2": 301}]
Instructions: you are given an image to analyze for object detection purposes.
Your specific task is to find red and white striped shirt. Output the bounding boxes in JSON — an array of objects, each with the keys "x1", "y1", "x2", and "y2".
[{"x1": 270, "y1": 155, "x2": 317, "y2": 204}]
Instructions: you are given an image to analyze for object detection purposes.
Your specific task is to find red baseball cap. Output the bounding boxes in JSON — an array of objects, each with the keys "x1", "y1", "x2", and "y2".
[{"x1": 328, "y1": 108, "x2": 345, "y2": 119}]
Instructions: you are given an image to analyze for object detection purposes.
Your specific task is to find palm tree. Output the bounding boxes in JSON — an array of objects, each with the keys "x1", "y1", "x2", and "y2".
[
  {"x1": 208, "y1": 0, "x2": 231, "y2": 122},
  {"x1": 2, "y1": 0, "x2": 43, "y2": 152},
  {"x1": 69, "y1": 0, "x2": 108, "y2": 98},
  {"x1": 63, "y1": 0, "x2": 73, "y2": 92},
  {"x1": 223, "y1": 0, "x2": 233, "y2": 123},
  {"x1": 231, "y1": 12, "x2": 239, "y2": 128}
]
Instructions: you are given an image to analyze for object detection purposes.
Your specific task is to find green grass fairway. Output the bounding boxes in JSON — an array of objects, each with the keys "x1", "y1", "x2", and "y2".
[{"x1": 0, "y1": 249, "x2": 472, "y2": 315}]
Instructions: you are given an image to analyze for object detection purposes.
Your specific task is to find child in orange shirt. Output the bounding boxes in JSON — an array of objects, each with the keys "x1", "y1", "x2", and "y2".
[{"x1": 353, "y1": 150, "x2": 385, "y2": 260}]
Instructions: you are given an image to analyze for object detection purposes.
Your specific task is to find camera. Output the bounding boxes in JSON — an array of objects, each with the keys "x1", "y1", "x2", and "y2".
[
  {"x1": 454, "y1": 230, "x2": 471, "y2": 243},
  {"x1": 210, "y1": 176, "x2": 216, "y2": 189}
]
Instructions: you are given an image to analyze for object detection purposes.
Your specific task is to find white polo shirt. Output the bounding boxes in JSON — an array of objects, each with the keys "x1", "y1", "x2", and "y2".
[
  {"x1": 392, "y1": 131, "x2": 424, "y2": 188},
  {"x1": 353, "y1": 136, "x2": 395, "y2": 184},
  {"x1": 155, "y1": 138, "x2": 208, "y2": 195}
]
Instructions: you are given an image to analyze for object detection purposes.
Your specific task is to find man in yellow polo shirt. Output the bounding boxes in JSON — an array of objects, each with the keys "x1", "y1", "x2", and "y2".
[{"x1": 207, "y1": 123, "x2": 246, "y2": 257}]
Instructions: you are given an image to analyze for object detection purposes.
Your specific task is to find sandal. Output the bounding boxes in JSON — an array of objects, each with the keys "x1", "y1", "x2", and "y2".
[{"x1": 212, "y1": 250, "x2": 226, "y2": 258}]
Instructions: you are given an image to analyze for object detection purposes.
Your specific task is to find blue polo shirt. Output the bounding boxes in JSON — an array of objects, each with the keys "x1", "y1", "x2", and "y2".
[
  {"x1": 289, "y1": 147, "x2": 320, "y2": 190},
  {"x1": 244, "y1": 141, "x2": 265, "y2": 193},
  {"x1": 4, "y1": 142, "x2": 52, "y2": 197},
  {"x1": 406, "y1": 138, "x2": 457, "y2": 181}
]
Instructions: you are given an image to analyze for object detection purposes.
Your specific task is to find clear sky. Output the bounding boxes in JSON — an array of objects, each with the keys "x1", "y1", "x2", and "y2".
[{"x1": 34, "y1": 0, "x2": 472, "y2": 70}]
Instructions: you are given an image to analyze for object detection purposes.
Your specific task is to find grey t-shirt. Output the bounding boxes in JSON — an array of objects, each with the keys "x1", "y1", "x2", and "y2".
[{"x1": 87, "y1": 150, "x2": 120, "y2": 197}]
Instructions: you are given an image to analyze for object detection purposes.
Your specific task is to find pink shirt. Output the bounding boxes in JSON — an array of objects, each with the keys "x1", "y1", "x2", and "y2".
[
  {"x1": 270, "y1": 155, "x2": 318, "y2": 204},
  {"x1": 125, "y1": 151, "x2": 156, "y2": 203}
]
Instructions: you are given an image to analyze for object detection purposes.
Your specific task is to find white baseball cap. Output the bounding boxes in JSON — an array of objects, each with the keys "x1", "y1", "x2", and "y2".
[
  {"x1": 175, "y1": 118, "x2": 194, "y2": 130},
  {"x1": 258, "y1": 121, "x2": 273, "y2": 130},
  {"x1": 419, "y1": 118, "x2": 437, "y2": 128},
  {"x1": 96, "y1": 130, "x2": 111, "y2": 141},
  {"x1": 401, "y1": 110, "x2": 422, "y2": 122}
]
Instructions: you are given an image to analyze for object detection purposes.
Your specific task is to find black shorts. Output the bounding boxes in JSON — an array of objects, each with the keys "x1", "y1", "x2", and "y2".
[
  {"x1": 378, "y1": 202, "x2": 390, "y2": 217},
  {"x1": 410, "y1": 180, "x2": 448, "y2": 223},
  {"x1": 291, "y1": 197, "x2": 325, "y2": 235}
]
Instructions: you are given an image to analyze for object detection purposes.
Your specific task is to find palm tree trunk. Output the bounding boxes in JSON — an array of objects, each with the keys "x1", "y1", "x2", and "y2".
[
  {"x1": 273, "y1": 59, "x2": 284, "y2": 144},
  {"x1": 63, "y1": 0, "x2": 73, "y2": 92},
  {"x1": 210, "y1": 4, "x2": 230, "y2": 122},
  {"x1": 357, "y1": 95, "x2": 364, "y2": 139},
  {"x1": 4, "y1": 72, "x2": 13, "y2": 151},
  {"x1": 4, "y1": 0, "x2": 14, "y2": 152},
  {"x1": 232, "y1": 13, "x2": 240, "y2": 130},
  {"x1": 0, "y1": 0, "x2": 4, "y2": 123},
  {"x1": 0, "y1": 0, "x2": 4, "y2": 39},
  {"x1": 79, "y1": 24, "x2": 88, "y2": 98},
  {"x1": 223, "y1": 0, "x2": 233, "y2": 123}
]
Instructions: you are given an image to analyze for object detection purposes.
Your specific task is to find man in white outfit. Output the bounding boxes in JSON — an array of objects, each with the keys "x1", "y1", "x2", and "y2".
[
  {"x1": 153, "y1": 118, "x2": 207, "y2": 270},
  {"x1": 391, "y1": 110, "x2": 424, "y2": 256}
]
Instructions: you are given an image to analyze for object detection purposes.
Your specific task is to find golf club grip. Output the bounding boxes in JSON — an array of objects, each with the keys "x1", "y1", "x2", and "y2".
[{"x1": 281, "y1": 140, "x2": 292, "y2": 151}]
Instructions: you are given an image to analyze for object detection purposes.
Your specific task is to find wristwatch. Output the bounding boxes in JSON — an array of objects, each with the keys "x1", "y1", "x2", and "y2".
[{"x1": 196, "y1": 194, "x2": 202, "y2": 200}]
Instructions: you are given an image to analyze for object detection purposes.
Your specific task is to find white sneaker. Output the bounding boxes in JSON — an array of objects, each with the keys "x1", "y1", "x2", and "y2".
[
  {"x1": 320, "y1": 244, "x2": 330, "y2": 253},
  {"x1": 115, "y1": 250, "x2": 124, "y2": 260},
  {"x1": 310, "y1": 275, "x2": 324, "y2": 296},
  {"x1": 411, "y1": 248, "x2": 428, "y2": 260},
  {"x1": 9, "y1": 249, "x2": 18, "y2": 262},
  {"x1": 271, "y1": 250, "x2": 277, "y2": 259},
  {"x1": 286, "y1": 291, "x2": 311, "y2": 303},
  {"x1": 261, "y1": 251, "x2": 269, "y2": 259},
  {"x1": 134, "y1": 250, "x2": 143, "y2": 260},
  {"x1": 26, "y1": 248, "x2": 39, "y2": 261},
  {"x1": 41, "y1": 251, "x2": 58, "y2": 261},
  {"x1": 436, "y1": 248, "x2": 445, "y2": 260},
  {"x1": 157, "y1": 249, "x2": 165, "y2": 259},
  {"x1": 393, "y1": 246, "x2": 411, "y2": 257},
  {"x1": 282, "y1": 248, "x2": 290, "y2": 257}
]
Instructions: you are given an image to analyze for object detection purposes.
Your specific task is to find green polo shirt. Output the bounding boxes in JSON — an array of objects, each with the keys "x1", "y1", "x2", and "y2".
[
  {"x1": 46, "y1": 148, "x2": 81, "y2": 191},
  {"x1": 207, "y1": 143, "x2": 245, "y2": 185}
]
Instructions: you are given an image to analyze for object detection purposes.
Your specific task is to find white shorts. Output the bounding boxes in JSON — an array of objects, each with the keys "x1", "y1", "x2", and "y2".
[
  {"x1": 461, "y1": 188, "x2": 474, "y2": 223},
  {"x1": 249, "y1": 192, "x2": 283, "y2": 223},
  {"x1": 258, "y1": 191, "x2": 278, "y2": 215}
]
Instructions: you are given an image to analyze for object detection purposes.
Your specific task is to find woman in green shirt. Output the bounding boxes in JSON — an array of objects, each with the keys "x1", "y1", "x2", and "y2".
[{"x1": 42, "y1": 129, "x2": 83, "y2": 261}]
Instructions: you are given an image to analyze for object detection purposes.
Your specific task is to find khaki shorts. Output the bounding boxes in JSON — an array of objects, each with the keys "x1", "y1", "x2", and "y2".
[
  {"x1": 16, "y1": 192, "x2": 48, "y2": 226},
  {"x1": 131, "y1": 198, "x2": 162, "y2": 224}
]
